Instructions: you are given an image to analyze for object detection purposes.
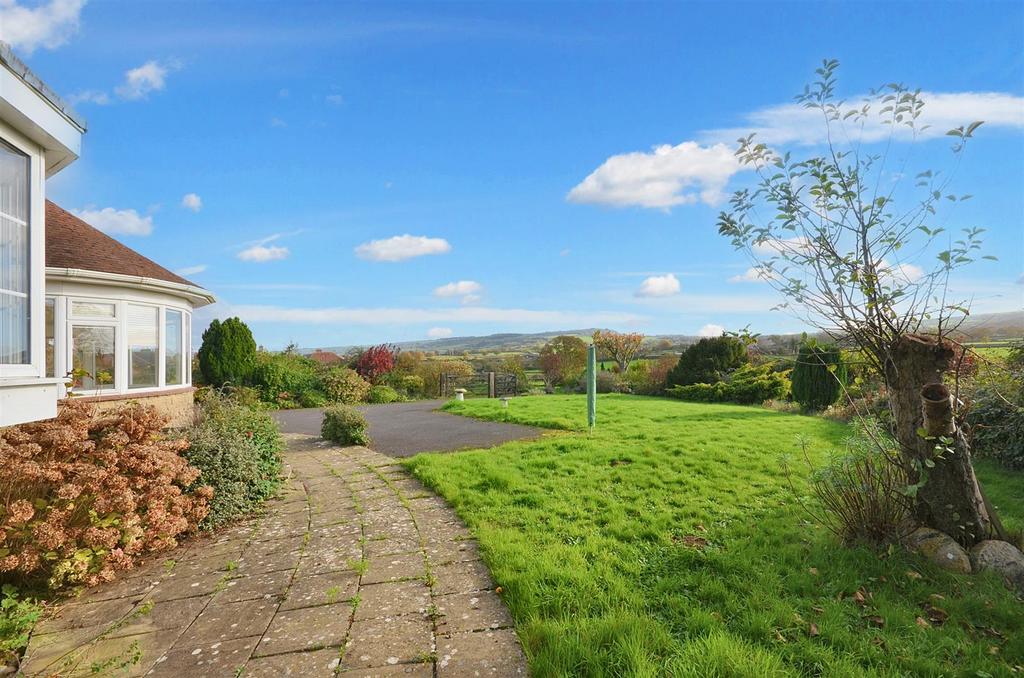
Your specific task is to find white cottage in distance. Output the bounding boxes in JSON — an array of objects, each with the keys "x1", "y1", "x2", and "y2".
[{"x1": 1, "y1": 42, "x2": 213, "y2": 427}]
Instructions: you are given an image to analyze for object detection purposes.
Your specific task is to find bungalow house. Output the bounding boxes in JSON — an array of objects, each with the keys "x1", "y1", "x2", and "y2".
[
  {"x1": 0, "y1": 42, "x2": 84, "y2": 426},
  {"x1": 45, "y1": 202, "x2": 215, "y2": 426},
  {"x1": 309, "y1": 349, "x2": 344, "y2": 366},
  {"x1": 1, "y1": 42, "x2": 214, "y2": 427}
]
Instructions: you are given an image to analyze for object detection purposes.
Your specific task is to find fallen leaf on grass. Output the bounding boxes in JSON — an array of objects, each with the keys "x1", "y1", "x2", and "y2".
[
  {"x1": 922, "y1": 603, "x2": 948, "y2": 626},
  {"x1": 865, "y1": 615, "x2": 886, "y2": 628},
  {"x1": 808, "y1": 567, "x2": 819, "y2": 576},
  {"x1": 915, "y1": 616, "x2": 930, "y2": 629},
  {"x1": 906, "y1": 570, "x2": 922, "y2": 580},
  {"x1": 674, "y1": 535, "x2": 708, "y2": 549},
  {"x1": 812, "y1": 606, "x2": 824, "y2": 615},
  {"x1": 852, "y1": 589, "x2": 867, "y2": 606},
  {"x1": 809, "y1": 623, "x2": 820, "y2": 637}
]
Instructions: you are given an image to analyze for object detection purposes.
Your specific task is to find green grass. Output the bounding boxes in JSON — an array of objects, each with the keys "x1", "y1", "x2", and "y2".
[{"x1": 404, "y1": 394, "x2": 1023, "y2": 677}]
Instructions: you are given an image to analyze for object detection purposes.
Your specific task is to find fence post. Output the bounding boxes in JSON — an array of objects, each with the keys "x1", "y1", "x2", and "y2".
[
  {"x1": 440, "y1": 374, "x2": 446, "y2": 398},
  {"x1": 487, "y1": 372, "x2": 496, "y2": 398}
]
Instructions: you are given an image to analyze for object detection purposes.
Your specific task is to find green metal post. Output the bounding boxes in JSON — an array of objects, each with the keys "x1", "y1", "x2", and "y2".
[{"x1": 587, "y1": 345, "x2": 597, "y2": 429}]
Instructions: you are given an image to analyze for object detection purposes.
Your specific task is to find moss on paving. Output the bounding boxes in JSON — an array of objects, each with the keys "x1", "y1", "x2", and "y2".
[{"x1": 404, "y1": 394, "x2": 1024, "y2": 677}]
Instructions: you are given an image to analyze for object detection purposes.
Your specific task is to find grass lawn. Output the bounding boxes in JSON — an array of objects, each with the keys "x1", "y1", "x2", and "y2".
[{"x1": 404, "y1": 394, "x2": 1023, "y2": 677}]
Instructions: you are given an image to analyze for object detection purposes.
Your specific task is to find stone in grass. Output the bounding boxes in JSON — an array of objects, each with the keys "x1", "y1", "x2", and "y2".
[
  {"x1": 905, "y1": 527, "x2": 972, "y2": 574},
  {"x1": 970, "y1": 540, "x2": 1024, "y2": 592}
]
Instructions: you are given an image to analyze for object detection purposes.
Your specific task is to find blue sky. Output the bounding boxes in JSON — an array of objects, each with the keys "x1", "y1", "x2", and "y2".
[{"x1": 6, "y1": 0, "x2": 1023, "y2": 349}]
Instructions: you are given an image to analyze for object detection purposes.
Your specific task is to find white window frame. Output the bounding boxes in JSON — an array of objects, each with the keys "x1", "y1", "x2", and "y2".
[
  {"x1": 0, "y1": 124, "x2": 44, "y2": 380},
  {"x1": 58, "y1": 295, "x2": 192, "y2": 397}
]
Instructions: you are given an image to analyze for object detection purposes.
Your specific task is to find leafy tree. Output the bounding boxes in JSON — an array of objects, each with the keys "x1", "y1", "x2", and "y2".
[
  {"x1": 354, "y1": 344, "x2": 398, "y2": 384},
  {"x1": 667, "y1": 336, "x2": 748, "y2": 387},
  {"x1": 716, "y1": 60, "x2": 998, "y2": 545},
  {"x1": 592, "y1": 330, "x2": 644, "y2": 374},
  {"x1": 791, "y1": 339, "x2": 847, "y2": 411},
  {"x1": 539, "y1": 335, "x2": 588, "y2": 388},
  {"x1": 198, "y1": 317, "x2": 257, "y2": 387}
]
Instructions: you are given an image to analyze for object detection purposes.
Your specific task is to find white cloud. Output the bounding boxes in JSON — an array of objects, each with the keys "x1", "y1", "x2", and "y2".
[
  {"x1": 227, "y1": 305, "x2": 645, "y2": 328},
  {"x1": 568, "y1": 141, "x2": 742, "y2": 209},
  {"x1": 181, "y1": 193, "x2": 202, "y2": 212},
  {"x1": 237, "y1": 245, "x2": 289, "y2": 262},
  {"x1": 728, "y1": 266, "x2": 777, "y2": 283},
  {"x1": 0, "y1": 0, "x2": 84, "y2": 54},
  {"x1": 326, "y1": 94, "x2": 343, "y2": 106},
  {"x1": 1017, "y1": 273, "x2": 1024, "y2": 285},
  {"x1": 278, "y1": 88, "x2": 289, "y2": 98},
  {"x1": 355, "y1": 234, "x2": 451, "y2": 262},
  {"x1": 697, "y1": 323, "x2": 726, "y2": 337},
  {"x1": 175, "y1": 264, "x2": 207, "y2": 276},
  {"x1": 115, "y1": 60, "x2": 177, "y2": 100},
  {"x1": 434, "y1": 280, "x2": 483, "y2": 303},
  {"x1": 427, "y1": 327, "x2": 454, "y2": 339},
  {"x1": 635, "y1": 273, "x2": 680, "y2": 297},
  {"x1": 559, "y1": 248, "x2": 571, "y2": 256},
  {"x1": 67, "y1": 89, "x2": 110, "y2": 105},
  {"x1": 72, "y1": 207, "x2": 153, "y2": 236},
  {"x1": 702, "y1": 92, "x2": 1024, "y2": 147},
  {"x1": 270, "y1": 117, "x2": 287, "y2": 128}
]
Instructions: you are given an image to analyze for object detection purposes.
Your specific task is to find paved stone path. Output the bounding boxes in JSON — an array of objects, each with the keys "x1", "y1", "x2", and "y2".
[
  {"x1": 273, "y1": 401, "x2": 541, "y2": 457},
  {"x1": 22, "y1": 434, "x2": 527, "y2": 677}
]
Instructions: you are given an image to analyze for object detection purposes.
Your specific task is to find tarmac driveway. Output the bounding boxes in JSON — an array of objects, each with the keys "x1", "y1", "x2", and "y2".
[{"x1": 272, "y1": 399, "x2": 541, "y2": 457}]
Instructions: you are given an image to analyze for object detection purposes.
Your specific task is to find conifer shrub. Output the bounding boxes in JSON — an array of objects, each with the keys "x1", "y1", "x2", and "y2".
[{"x1": 791, "y1": 340, "x2": 847, "y2": 411}]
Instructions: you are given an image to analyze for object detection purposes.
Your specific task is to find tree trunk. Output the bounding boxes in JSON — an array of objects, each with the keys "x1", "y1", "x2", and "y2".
[{"x1": 883, "y1": 334, "x2": 991, "y2": 546}]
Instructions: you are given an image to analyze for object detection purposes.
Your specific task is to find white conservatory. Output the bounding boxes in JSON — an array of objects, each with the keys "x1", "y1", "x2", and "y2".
[{"x1": 45, "y1": 202, "x2": 215, "y2": 426}]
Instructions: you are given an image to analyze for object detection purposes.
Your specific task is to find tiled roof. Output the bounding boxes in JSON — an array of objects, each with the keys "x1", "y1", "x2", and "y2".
[
  {"x1": 45, "y1": 201, "x2": 199, "y2": 288},
  {"x1": 309, "y1": 349, "x2": 343, "y2": 365}
]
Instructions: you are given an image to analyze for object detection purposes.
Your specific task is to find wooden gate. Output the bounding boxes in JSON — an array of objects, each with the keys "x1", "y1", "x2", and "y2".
[{"x1": 440, "y1": 371, "x2": 518, "y2": 398}]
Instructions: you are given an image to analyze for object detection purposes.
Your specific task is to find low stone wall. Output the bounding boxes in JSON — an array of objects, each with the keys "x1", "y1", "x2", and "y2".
[{"x1": 62, "y1": 387, "x2": 196, "y2": 428}]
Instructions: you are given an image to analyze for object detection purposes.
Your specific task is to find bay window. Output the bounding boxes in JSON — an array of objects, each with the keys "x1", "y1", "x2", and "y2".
[
  {"x1": 0, "y1": 140, "x2": 30, "y2": 367},
  {"x1": 72, "y1": 325, "x2": 116, "y2": 390}
]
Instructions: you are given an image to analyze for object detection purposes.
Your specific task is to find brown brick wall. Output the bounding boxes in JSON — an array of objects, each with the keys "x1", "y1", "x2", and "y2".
[{"x1": 62, "y1": 388, "x2": 196, "y2": 428}]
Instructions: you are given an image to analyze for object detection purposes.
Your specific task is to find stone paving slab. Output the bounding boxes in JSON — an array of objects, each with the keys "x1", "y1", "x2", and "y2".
[{"x1": 20, "y1": 433, "x2": 528, "y2": 677}]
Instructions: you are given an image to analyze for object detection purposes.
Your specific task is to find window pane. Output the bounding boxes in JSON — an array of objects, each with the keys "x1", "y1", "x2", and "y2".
[
  {"x1": 128, "y1": 304, "x2": 158, "y2": 388},
  {"x1": 45, "y1": 298, "x2": 55, "y2": 378},
  {"x1": 165, "y1": 309, "x2": 182, "y2": 385},
  {"x1": 71, "y1": 301, "x2": 116, "y2": 318},
  {"x1": 0, "y1": 140, "x2": 30, "y2": 365},
  {"x1": 185, "y1": 313, "x2": 191, "y2": 384},
  {"x1": 72, "y1": 326, "x2": 115, "y2": 390}
]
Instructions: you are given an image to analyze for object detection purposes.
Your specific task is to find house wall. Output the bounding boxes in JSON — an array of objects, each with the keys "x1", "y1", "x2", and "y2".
[{"x1": 63, "y1": 387, "x2": 197, "y2": 428}]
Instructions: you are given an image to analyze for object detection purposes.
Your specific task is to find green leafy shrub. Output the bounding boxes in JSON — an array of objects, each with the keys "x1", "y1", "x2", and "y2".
[
  {"x1": 595, "y1": 370, "x2": 629, "y2": 394},
  {"x1": 395, "y1": 374, "x2": 424, "y2": 397},
  {"x1": 298, "y1": 390, "x2": 328, "y2": 408},
  {"x1": 667, "y1": 336, "x2": 748, "y2": 387},
  {"x1": 667, "y1": 365, "x2": 787, "y2": 404},
  {"x1": 252, "y1": 350, "x2": 322, "y2": 406},
  {"x1": 0, "y1": 585, "x2": 40, "y2": 666},
  {"x1": 183, "y1": 391, "x2": 283, "y2": 528},
  {"x1": 965, "y1": 354, "x2": 1024, "y2": 469},
  {"x1": 367, "y1": 385, "x2": 403, "y2": 404},
  {"x1": 791, "y1": 340, "x2": 848, "y2": 411},
  {"x1": 322, "y1": 367, "x2": 371, "y2": 403},
  {"x1": 321, "y1": 405, "x2": 370, "y2": 445},
  {"x1": 198, "y1": 317, "x2": 257, "y2": 387}
]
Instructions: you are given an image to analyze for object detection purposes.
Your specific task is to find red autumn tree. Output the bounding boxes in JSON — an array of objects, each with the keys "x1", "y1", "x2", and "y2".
[
  {"x1": 354, "y1": 344, "x2": 398, "y2": 384},
  {"x1": 592, "y1": 330, "x2": 645, "y2": 373}
]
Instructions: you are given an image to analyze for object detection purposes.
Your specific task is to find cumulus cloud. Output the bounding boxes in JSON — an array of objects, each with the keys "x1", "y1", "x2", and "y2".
[
  {"x1": 427, "y1": 327, "x2": 454, "y2": 339},
  {"x1": 635, "y1": 273, "x2": 681, "y2": 298},
  {"x1": 175, "y1": 264, "x2": 207, "y2": 276},
  {"x1": 568, "y1": 142, "x2": 742, "y2": 209},
  {"x1": 72, "y1": 207, "x2": 153, "y2": 236},
  {"x1": 728, "y1": 266, "x2": 777, "y2": 283},
  {"x1": 181, "y1": 193, "x2": 202, "y2": 212},
  {"x1": 115, "y1": 60, "x2": 179, "y2": 100},
  {"x1": 1017, "y1": 273, "x2": 1024, "y2": 285},
  {"x1": 237, "y1": 245, "x2": 289, "y2": 262},
  {"x1": 697, "y1": 323, "x2": 726, "y2": 337},
  {"x1": 571, "y1": 89, "x2": 1023, "y2": 213},
  {"x1": 355, "y1": 235, "x2": 451, "y2": 262},
  {"x1": 0, "y1": 0, "x2": 84, "y2": 54},
  {"x1": 434, "y1": 280, "x2": 483, "y2": 304},
  {"x1": 752, "y1": 236, "x2": 812, "y2": 256}
]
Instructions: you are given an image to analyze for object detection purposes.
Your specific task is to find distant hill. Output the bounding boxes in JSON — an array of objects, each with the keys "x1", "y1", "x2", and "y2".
[{"x1": 298, "y1": 310, "x2": 1023, "y2": 356}]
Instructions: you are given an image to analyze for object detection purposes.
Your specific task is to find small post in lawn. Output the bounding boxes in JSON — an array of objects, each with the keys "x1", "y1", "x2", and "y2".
[{"x1": 587, "y1": 344, "x2": 597, "y2": 430}]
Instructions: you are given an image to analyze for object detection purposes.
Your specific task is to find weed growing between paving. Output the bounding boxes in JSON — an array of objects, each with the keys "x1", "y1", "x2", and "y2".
[{"x1": 408, "y1": 395, "x2": 1023, "y2": 677}]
